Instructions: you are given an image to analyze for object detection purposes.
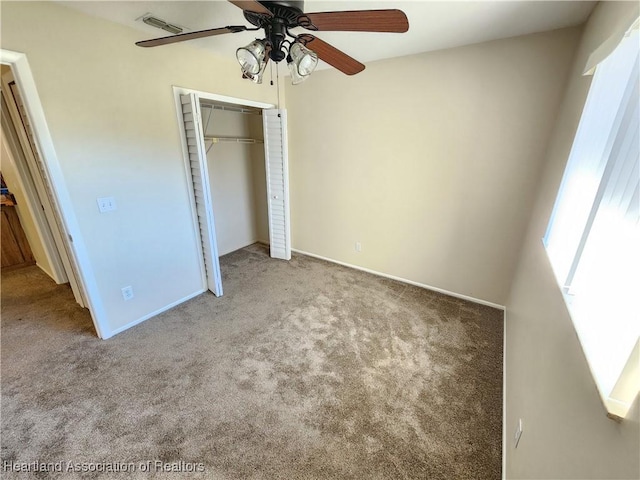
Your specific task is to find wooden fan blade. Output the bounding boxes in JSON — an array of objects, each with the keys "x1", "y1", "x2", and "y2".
[
  {"x1": 136, "y1": 26, "x2": 247, "y2": 47},
  {"x1": 301, "y1": 35, "x2": 365, "y2": 76},
  {"x1": 228, "y1": 0, "x2": 273, "y2": 17},
  {"x1": 301, "y1": 9, "x2": 408, "y2": 33}
]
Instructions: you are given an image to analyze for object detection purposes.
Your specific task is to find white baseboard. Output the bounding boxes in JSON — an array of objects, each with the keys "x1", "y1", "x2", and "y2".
[
  {"x1": 35, "y1": 262, "x2": 56, "y2": 282},
  {"x1": 104, "y1": 288, "x2": 207, "y2": 339},
  {"x1": 291, "y1": 248, "x2": 505, "y2": 311}
]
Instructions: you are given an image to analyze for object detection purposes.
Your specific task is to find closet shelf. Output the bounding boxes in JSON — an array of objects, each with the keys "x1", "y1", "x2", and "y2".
[{"x1": 200, "y1": 103, "x2": 262, "y2": 116}]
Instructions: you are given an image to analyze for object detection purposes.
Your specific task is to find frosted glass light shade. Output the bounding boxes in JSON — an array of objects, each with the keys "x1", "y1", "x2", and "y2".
[
  {"x1": 236, "y1": 40, "x2": 266, "y2": 75},
  {"x1": 287, "y1": 42, "x2": 318, "y2": 85}
]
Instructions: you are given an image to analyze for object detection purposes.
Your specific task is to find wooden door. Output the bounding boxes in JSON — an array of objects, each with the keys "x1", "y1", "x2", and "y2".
[{"x1": 1, "y1": 205, "x2": 35, "y2": 268}]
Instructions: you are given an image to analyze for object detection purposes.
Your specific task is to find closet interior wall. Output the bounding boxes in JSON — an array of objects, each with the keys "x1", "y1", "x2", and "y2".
[{"x1": 202, "y1": 104, "x2": 268, "y2": 256}]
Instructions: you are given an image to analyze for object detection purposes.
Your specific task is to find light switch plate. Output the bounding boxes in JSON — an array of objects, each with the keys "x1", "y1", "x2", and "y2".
[{"x1": 97, "y1": 196, "x2": 116, "y2": 213}]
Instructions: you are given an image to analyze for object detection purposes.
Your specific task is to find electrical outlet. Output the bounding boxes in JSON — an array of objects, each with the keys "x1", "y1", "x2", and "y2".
[
  {"x1": 121, "y1": 286, "x2": 134, "y2": 301},
  {"x1": 355, "y1": 242, "x2": 362, "y2": 252},
  {"x1": 97, "y1": 196, "x2": 117, "y2": 213},
  {"x1": 514, "y1": 418, "x2": 523, "y2": 448}
]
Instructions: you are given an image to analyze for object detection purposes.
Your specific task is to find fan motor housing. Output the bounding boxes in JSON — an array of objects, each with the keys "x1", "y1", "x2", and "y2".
[
  {"x1": 262, "y1": 1, "x2": 304, "y2": 12},
  {"x1": 243, "y1": 1, "x2": 306, "y2": 62},
  {"x1": 244, "y1": 1, "x2": 304, "y2": 27}
]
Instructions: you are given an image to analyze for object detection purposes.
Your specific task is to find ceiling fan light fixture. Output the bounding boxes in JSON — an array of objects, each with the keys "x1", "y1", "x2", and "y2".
[
  {"x1": 236, "y1": 40, "x2": 267, "y2": 76},
  {"x1": 287, "y1": 59, "x2": 306, "y2": 85},
  {"x1": 243, "y1": 66, "x2": 266, "y2": 84},
  {"x1": 136, "y1": 1, "x2": 409, "y2": 80},
  {"x1": 287, "y1": 42, "x2": 318, "y2": 84}
]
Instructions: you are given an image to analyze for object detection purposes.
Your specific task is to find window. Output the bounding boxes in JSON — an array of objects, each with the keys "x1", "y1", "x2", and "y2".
[{"x1": 544, "y1": 28, "x2": 639, "y2": 419}]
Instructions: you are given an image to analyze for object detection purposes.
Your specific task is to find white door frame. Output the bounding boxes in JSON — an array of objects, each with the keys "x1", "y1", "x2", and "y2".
[
  {"x1": 0, "y1": 49, "x2": 109, "y2": 339},
  {"x1": 1, "y1": 103, "x2": 66, "y2": 282},
  {"x1": 172, "y1": 86, "x2": 276, "y2": 290},
  {"x1": 2, "y1": 68, "x2": 75, "y2": 286}
]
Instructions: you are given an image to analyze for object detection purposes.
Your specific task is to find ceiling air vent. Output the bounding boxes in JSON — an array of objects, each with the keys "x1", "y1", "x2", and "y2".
[{"x1": 142, "y1": 15, "x2": 183, "y2": 35}]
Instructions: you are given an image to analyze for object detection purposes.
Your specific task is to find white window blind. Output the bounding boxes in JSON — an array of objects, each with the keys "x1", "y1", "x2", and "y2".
[{"x1": 544, "y1": 29, "x2": 639, "y2": 418}]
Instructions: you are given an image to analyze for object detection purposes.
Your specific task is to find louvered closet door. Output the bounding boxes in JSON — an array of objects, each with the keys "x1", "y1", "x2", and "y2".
[
  {"x1": 263, "y1": 109, "x2": 291, "y2": 260},
  {"x1": 180, "y1": 94, "x2": 223, "y2": 296}
]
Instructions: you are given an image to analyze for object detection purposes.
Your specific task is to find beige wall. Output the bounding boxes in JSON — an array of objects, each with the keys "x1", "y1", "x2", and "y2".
[
  {"x1": 504, "y1": 2, "x2": 640, "y2": 479},
  {"x1": 1, "y1": 2, "x2": 279, "y2": 334},
  {"x1": 205, "y1": 108, "x2": 267, "y2": 256},
  {"x1": 285, "y1": 28, "x2": 580, "y2": 305}
]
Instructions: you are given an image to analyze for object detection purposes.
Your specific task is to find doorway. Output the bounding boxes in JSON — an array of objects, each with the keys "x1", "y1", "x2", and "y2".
[
  {"x1": 174, "y1": 87, "x2": 291, "y2": 295},
  {"x1": 0, "y1": 65, "x2": 85, "y2": 302},
  {"x1": 0, "y1": 50, "x2": 107, "y2": 339}
]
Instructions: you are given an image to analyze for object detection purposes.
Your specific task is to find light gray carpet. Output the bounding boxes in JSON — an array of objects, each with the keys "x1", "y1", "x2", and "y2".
[{"x1": 1, "y1": 244, "x2": 503, "y2": 479}]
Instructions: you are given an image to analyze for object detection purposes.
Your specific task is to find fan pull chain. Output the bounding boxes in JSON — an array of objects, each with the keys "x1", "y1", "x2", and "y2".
[
  {"x1": 276, "y1": 62, "x2": 281, "y2": 110},
  {"x1": 270, "y1": 60, "x2": 274, "y2": 86}
]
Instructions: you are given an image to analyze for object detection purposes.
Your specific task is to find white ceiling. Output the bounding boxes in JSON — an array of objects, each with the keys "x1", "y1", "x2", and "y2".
[{"x1": 58, "y1": 1, "x2": 596, "y2": 70}]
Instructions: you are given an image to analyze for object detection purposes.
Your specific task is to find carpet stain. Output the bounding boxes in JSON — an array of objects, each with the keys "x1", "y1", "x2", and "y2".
[{"x1": 1, "y1": 246, "x2": 503, "y2": 479}]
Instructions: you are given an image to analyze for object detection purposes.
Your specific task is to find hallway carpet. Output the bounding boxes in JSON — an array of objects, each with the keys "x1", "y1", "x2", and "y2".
[{"x1": 1, "y1": 244, "x2": 503, "y2": 479}]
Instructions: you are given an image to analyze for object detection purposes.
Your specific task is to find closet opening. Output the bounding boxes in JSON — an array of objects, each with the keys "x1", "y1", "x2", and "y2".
[
  {"x1": 174, "y1": 88, "x2": 291, "y2": 297},
  {"x1": 200, "y1": 100, "x2": 269, "y2": 259}
]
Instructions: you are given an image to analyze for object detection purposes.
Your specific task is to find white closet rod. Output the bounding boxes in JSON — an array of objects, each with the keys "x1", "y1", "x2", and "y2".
[
  {"x1": 204, "y1": 136, "x2": 263, "y2": 153},
  {"x1": 204, "y1": 136, "x2": 263, "y2": 144}
]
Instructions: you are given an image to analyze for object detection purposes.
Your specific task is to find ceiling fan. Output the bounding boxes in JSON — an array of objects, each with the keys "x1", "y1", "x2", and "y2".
[{"x1": 136, "y1": 0, "x2": 409, "y2": 84}]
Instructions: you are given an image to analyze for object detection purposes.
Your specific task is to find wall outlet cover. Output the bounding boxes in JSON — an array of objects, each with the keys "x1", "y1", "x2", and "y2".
[{"x1": 121, "y1": 286, "x2": 134, "y2": 301}]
